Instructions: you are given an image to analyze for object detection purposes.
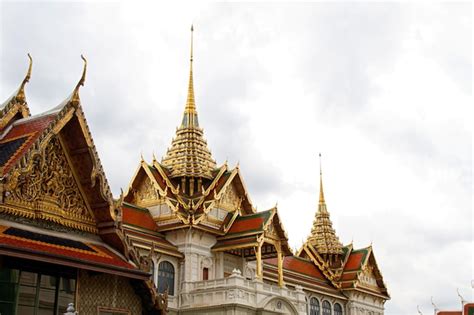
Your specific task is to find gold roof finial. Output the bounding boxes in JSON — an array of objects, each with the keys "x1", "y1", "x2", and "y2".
[
  {"x1": 15, "y1": 53, "x2": 33, "y2": 103},
  {"x1": 182, "y1": 24, "x2": 197, "y2": 126},
  {"x1": 319, "y1": 153, "x2": 325, "y2": 204},
  {"x1": 72, "y1": 55, "x2": 87, "y2": 104}
]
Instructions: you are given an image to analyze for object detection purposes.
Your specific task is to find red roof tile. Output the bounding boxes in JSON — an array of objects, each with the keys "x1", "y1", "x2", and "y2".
[
  {"x1": 122, "y1": 203, "x2": 158, "y2": 232},
  {"x1": 226, "y1": 210, "x2": 272, "y2": 236},
  {"x1": 265, "y1": 256, "x2": 326, "y2": 280},
  {"x1": 0, "y1": 225, "x2": 134, "y2": 270},
  {"x1": 344, "y1": 251, "x2": 366, "y2": 271}
]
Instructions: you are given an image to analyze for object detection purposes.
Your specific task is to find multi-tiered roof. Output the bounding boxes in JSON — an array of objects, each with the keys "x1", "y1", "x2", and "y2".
[
  {"x1": 308, "y1": 162, "x2": 343, "y2": 256},
  {"x1": 161, "y1": 25, "x2": 216, "y2": 179}
]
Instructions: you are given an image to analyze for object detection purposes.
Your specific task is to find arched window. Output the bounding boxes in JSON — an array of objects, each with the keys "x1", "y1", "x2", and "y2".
[
  {"x1": 322, "y1": 301, "x2": 332, "y2": 315},
  {"x1": 334, "y1": 303, "x2": 343, "y2": 315},
  {"x1": 158, "y1": 261, "x2": 175, "y2": 295},
  {"x1": 309, "y1": 297, "x2": 320, "y2": 315}
]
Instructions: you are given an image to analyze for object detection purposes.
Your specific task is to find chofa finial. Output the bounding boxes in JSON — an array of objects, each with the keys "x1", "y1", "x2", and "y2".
[
  {"x1": 72, "y1": 55, "x2": 87, "y2": 104},
  {"x1": 16, "y1": 53, "x2": 33, "y2": 103},
  {"x1": 318, "y1": 153, "x2": 325, "y2": 204},
  {"x1": 431, "y1": 296, "x2": 439, "y2": 312},
  {"x1": 457, "y1": 288, "x2": 466, "y2": 304}
]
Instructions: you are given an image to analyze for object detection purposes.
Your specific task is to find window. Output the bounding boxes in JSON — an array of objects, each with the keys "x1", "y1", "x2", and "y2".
[
  {"x1": 322, "y1": 301, "x2": 332, "y2": 315},
  {"x1": 0, "y1": 268, "x2": 76, "y2": 315},
  {"x1": 309, "y1": 297, "x2": 320, "y2": 315},
  {"x1": 157, "y1": 261, "x2": 174, "y2": 295},
  {"x1": 203, "y1": 268, "x2": 209, "y2": 281},
  {"x1": 334, "y1": 303, "x2": 343, "y2": 315}
]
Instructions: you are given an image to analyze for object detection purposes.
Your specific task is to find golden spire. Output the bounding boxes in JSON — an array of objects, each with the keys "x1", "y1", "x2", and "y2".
[
  {"x1": 161, "y1": 25, "x2": 216, "y2": 179},
  {"x1": 319, "y1": 153, "x2": 325, "y2": 204},
  {"x1": 15, "y1": 53, "x2": 32, "y2": 103},
  {"x1": 309, "y1": 153, "x2": 343, "y2": 255},
  {"x1": 71, "y1": 55, "x2": 87, "y2": 105},
  {"x1": 182, "y1": 24, "x2": 198, "y2": 127}
]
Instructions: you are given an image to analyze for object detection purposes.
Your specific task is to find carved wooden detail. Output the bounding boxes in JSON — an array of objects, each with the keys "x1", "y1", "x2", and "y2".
[
  {"x1": 215, "y1": 184, "x2": 240, "y2": 212},
  {"x1": 133, "y1": 176, "x2": 162, "y2": 207},
  {"x1": 1, "y1": 136, "x2": 96, "y2": 232}
]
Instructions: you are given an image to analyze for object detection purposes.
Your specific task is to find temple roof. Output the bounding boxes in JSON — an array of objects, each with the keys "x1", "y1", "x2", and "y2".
[
  {"x1": 161, "y1": 25, "x2": 216, "y2": 179},
  {"x1": 339, "y1": 244, "x2": 390, "y2": 298},
  {"x1": 0, "y1": 223, "x2": 147, "y2": 279},
  {"x1": 263, "y1": 256, "x2": 345, "y2": 297},
  {"x1": 307, "y1": 159, "x2": 343, "y2": 255}
]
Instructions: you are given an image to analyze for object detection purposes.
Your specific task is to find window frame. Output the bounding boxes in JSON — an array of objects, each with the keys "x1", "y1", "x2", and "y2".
[
  {"x1": 333, "y1": 302, "x2": 343, "y2": 315},
  {"x1": 157, "y1": 260, "x2": 175, "y2": 296},
  {"x1": 309, "y1": 296, "x2": 321, "y2": 315},
  {"x1": 0, "y1": 268, "x2": 76, "y2": 315},
  {"x1": 322, "y1": 300, "x2": 332, "y2": 315}
]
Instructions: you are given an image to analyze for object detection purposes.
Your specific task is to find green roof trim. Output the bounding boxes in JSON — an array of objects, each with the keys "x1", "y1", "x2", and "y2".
[{"x1": 123, "y1": 201, "x2": 150, "y2": 213}]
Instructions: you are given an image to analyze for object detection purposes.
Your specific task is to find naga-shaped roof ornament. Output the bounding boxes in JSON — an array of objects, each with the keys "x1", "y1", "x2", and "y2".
[
  {"x1": 15, "y1": 53, "x2": 33, "y2": 103},
  {"x1": 71, "y1": 55, "x2": 87, "y2": 106}
]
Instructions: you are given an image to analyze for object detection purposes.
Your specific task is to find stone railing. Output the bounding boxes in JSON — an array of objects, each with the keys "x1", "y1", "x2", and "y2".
[{"x1": 179, "y1": 269, "x2": 307, "y2": 314}]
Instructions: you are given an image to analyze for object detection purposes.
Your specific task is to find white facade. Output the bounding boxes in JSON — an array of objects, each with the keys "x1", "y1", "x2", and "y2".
[{"x1": 147, "y1": 230, "x2": 386, "y2": 315}]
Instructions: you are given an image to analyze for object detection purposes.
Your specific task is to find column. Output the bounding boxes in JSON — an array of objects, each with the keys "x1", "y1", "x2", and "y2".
[
  {"x1": 277, "y1": 244, "x2": 284, "y2": 287},
  {"x1": 256, "y1": 242, "x2": 263, "y2": 280}
]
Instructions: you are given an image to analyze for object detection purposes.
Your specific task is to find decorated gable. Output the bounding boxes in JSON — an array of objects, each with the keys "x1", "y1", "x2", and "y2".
[
  {"x1": 358, "y1": 262, "x2": 381, "y2": 292},
  {"x1": 214, "y1": 181, "x2": 241, "y2": 212},
  {"x1": 3, "y1": 136, "x2": 96, "y2": 232},
  {"x1": 131, "y1": 173, "x2": 161, "y2": 207}
]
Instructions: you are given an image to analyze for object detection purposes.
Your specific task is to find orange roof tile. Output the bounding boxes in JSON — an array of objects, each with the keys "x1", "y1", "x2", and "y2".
[
  {"x1": 0, "y1": 225, "x2": 136, "y2": 272},
  {"x1": 265, "y1": 256, "x2": 326, "y2": 280},
  {"x1": 122, "y1": 203, "x2": 158, "y2": 232}
]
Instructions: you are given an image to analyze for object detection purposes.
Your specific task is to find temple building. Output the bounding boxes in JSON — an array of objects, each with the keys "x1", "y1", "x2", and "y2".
[
  {"x1": 0, "y1": 27, "x2": 390, "y2": 315},
  {"x1": 0, "y1": 55, "x2": 165, "y2": 314}
]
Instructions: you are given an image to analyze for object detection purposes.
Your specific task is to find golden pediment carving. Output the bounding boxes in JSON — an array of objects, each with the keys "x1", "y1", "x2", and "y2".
[
  {"x1": 133, "y1": 176, "x2": 161, "y2": 207},
  {"x1": 2, "y1": 137, "x2": 96, "y2": 233},
  {"x1": 215, "y1": 184, "x2": 240, "y2": 212}
]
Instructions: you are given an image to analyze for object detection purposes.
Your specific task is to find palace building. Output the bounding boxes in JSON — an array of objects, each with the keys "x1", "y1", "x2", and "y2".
[{"x1": 0, "y1": 28, "x2": 389, "y2": 315}]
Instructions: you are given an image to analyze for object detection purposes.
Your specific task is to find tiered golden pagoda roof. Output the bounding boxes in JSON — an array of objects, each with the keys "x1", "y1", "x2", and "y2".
[
  {"x1": 161, "y1": 25, "x2": 216, "y2": 179},
  {"x1": 308, "y1": 157, "x2": 343, "y2": 255}
]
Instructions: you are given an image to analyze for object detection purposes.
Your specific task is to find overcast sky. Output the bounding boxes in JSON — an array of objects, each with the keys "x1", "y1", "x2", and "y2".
[{"x1": 0, "y1": 1, "x2": 472, "y2": 314}]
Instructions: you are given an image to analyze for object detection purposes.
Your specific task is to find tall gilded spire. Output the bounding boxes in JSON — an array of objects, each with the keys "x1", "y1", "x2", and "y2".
[
  {"x1": 309, "y1": 154, "x2": 343, "y2": 255},
  {"x1": 182, "y1": 24, "x2": 198, "y2": 127},
  {"x1": 162, "y1": 25, "x2": 216, "y2": 179},
  {"x1": 319, "y1": 153, "x2": 325, "y2": 204}
]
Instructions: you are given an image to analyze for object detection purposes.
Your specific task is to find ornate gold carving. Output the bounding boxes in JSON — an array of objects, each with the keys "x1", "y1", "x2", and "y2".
[
  {"x1": 2, "y1": 137, "x2": 96, "y2": 232},
  {"x1": 359, "y1": 264, "x2": 380, "y2": 291},
  {"x1": 161, "y1": 27, "x2": 216, "y2": 179},
  {"x1": 133, "y1": 177, "x2": 161, "y2": 207},
  {"x1": 215, "y1": 184, "x2": 240, "y2": 212}
]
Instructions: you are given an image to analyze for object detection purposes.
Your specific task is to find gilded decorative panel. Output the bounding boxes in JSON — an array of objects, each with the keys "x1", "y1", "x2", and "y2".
[
  {"x1": 133, "y1": 176, "x2": 161, "y2": 207},
  {"x1": 215, "y1": 184, "x2": 240, "y2": 212},
  {"x1": 2, "y1": 137, "x2": 97, "y2": 233}
]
